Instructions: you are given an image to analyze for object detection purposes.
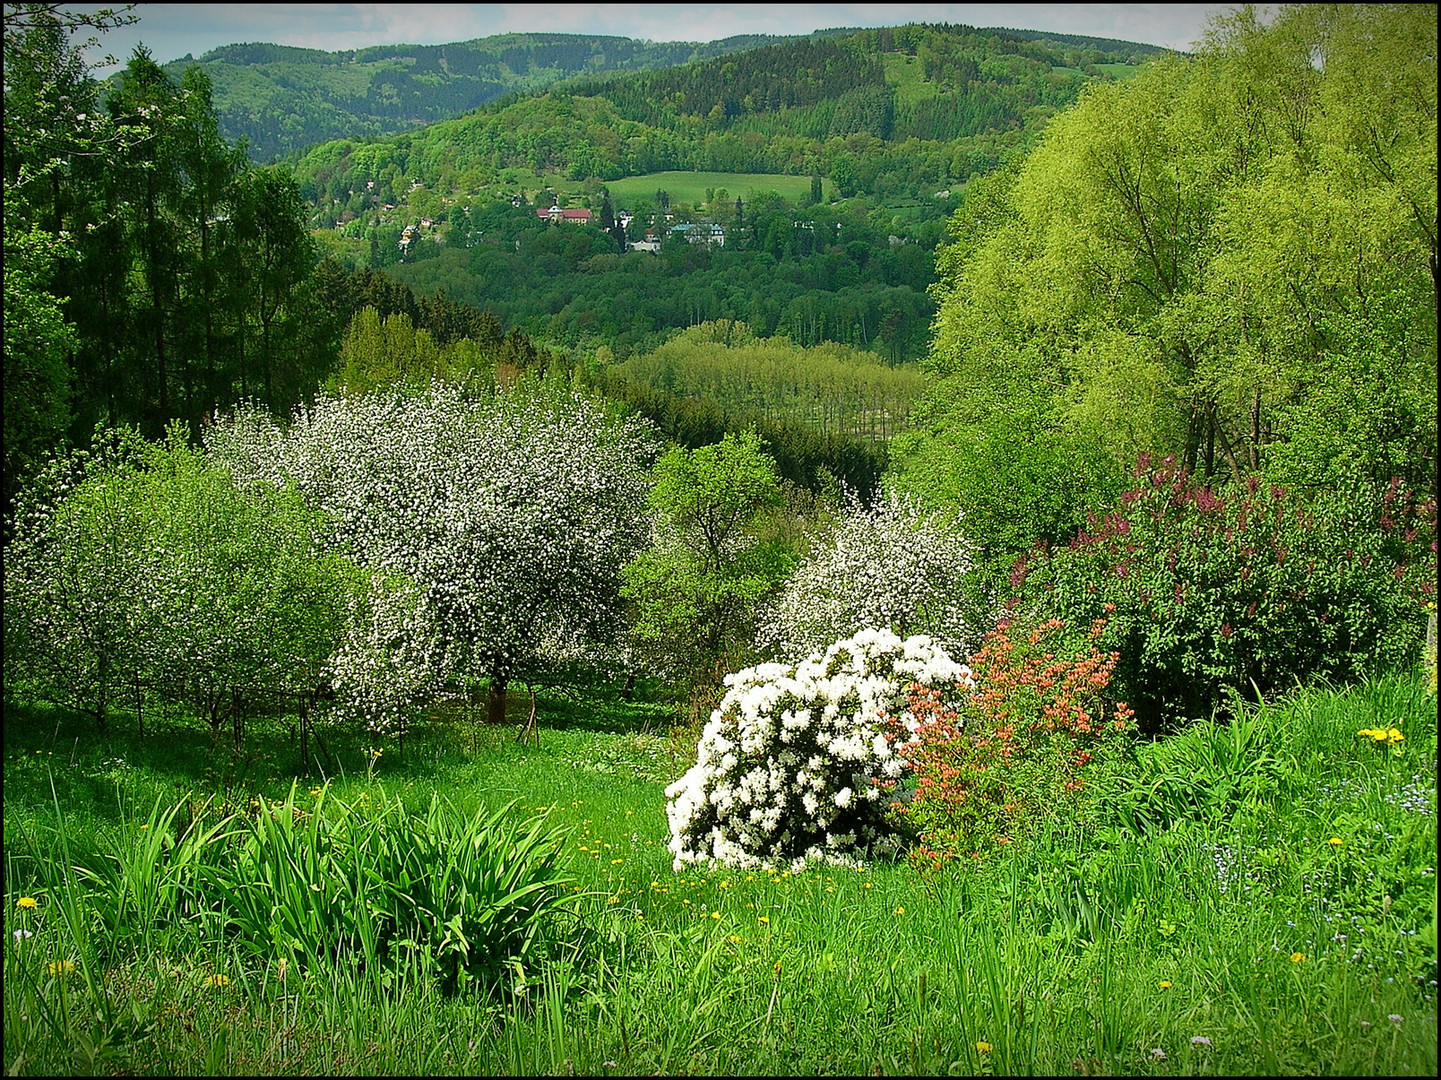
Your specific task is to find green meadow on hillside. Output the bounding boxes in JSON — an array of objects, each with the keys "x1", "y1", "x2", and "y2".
[
  {"x1": 604, "y1": 171, "x2": 832, "y2": 207},
  {"x1": 3, "y1": 675, "x2": 1436, "y2": 1075}
]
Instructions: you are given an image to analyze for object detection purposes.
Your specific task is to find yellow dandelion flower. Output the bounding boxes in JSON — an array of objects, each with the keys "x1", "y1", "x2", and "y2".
[
  {"x1": 895, "y1": 906, "x2": 906, "y2": 916},
  {"x1": 976, "y1": 1041, "x2": 993, "y2": 1053},
  {"x1": 1328, "y1": 837, "x2": 1343, "y2": 847},
  {"x1": 864, "y1": 882, "x2": 872, "y2": 890},
  {"x1": 1290, "y1": 952, "x2": 1305, "y2": 963},
  {"x1": 204, "y1": 973, "x2": 231, "y2": 987},
  {"x1": 710, "y1": 912, "x2": 721, "y2": 920},
  {"x1": 728, "y1": 935, "x2": 741, "y2": 943},
  {"x1": 15, "y1": 897, "x2": 37, "y2": 910},
  {"x1": 611, "y1": 858, "x2": 623, "y2": 865},
  {"x1": 47, "y1": 960, "x2": 75, "y2": 977},
  {"x1": 1159, "y1": 980, "x2": 1172, "y2": 989},
  {"x1": 758, "y1": 916, "x2": 770, "y2": 924}
]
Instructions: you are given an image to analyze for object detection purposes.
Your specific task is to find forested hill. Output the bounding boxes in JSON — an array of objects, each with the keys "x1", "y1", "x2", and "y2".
[
  {"x1": 150, "y1": 32, "x2": 798, "y2": 162},
  {"x1": 292, "y1": 23, "x2": 1167, "y2": 213},
  {"x1": 281, "y1": 23, "x2": 1170, "y2": 364}
]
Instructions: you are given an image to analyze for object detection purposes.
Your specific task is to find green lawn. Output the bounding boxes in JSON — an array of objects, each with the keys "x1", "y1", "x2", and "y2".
[
  {"x1": 3, "y1": 676, "x2": 1437, "y2": 1075},
  {"x1": 604, "y1": 171, "x2": 830, "y2": 208},
  {"x1": 1093, "y1": 62, "x2": 1146, "y2": 80}
]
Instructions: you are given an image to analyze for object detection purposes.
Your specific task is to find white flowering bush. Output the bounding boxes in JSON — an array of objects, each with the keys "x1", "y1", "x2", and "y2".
[
  {"x1": 207, "y1": 381, "x2": 656, "y2": 733},
  {"x1": 665, "y1": 627, "x2": 970, "y2": 871},
  {"x1": 757, "y1": 489, "x2": 975, "y2": 660}
]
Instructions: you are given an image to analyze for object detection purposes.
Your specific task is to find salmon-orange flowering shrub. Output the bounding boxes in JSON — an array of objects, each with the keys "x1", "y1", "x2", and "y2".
[{"x1": 887, "y1": 616, "x2": 1133, "y2": 864}]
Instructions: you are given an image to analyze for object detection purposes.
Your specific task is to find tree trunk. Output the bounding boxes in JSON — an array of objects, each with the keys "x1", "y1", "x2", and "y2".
[
  {"x1": 488, "y1": 673, "x2": 509, "y2": 727},
  {"x1": 1249, "y1": 386, "x2": 1262, "y2": 472}
]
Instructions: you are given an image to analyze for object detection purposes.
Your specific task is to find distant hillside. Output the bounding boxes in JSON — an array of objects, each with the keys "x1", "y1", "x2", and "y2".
[
  {"x1": 150, "y1": 32, "x2": 798, "y2": 161},
  {"x1": 280, "y1": 23, "x2": 1170, "y2": 364},
  {"x1": 291, "y1": 22, "x2": 1167, "y2": 216}
]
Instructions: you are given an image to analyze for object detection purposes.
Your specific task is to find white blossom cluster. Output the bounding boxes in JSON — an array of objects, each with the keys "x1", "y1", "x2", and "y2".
[
  {"x1": 757, "y1": 489, "x2": 976, "y2": 659},
  {"x1": 207, "y1": 384, "x2": 656, "y2": 732},
  {"x1": 665, "y1": 628, "x2": 970, "y2": 871}
]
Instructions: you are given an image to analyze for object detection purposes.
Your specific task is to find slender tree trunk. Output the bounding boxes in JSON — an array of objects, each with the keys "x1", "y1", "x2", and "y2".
[
  {"x1": 1249, "y1": 386, "x2": 1262, "y2": 472},
  {"x1": 488, "y1": 671, "x2": 509, "y2": 727}
]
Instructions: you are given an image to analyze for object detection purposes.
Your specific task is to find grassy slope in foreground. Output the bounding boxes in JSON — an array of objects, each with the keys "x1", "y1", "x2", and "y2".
[{"x1": 1, "y1": 675, "x2": 1436, "y2": 1074}]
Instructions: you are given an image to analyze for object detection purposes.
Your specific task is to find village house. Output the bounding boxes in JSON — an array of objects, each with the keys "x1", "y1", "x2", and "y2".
[
  {"x1": 627, "y1": 229, "x2": 661, "y2": 253},
  {"x1": 537, "y1": 204, "x2": 593, "y2": 225},
  {"x1": 668, "y1": 222, "x2": 726, "y2": 248}
]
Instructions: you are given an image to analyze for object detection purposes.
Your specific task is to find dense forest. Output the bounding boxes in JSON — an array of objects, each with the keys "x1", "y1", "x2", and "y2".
[
  {"x1": 151, "y1": 32, "x2": 801, "y2": 162},
  {"x1": 274, "y1": 23, "x2": 1167, "y2": 360},
  {"x1": 287, "y1": 24, "x2": 1166, "y2": 208}
]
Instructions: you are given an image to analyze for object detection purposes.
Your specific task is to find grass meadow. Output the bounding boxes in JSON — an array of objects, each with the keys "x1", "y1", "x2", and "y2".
[
  {"x1": 603, "y1": 171, "x2": 831, "y2": 208},
  {"x1": 2, "y1": 675, "x2": 1436, "y2": 1075}
]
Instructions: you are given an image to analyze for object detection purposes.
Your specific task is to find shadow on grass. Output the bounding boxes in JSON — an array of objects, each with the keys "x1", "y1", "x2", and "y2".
[{"x1": 2, "y1": 674, "x2": 678, "y2": 819}]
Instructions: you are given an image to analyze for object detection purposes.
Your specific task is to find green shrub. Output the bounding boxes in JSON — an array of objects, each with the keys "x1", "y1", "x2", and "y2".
[
  {"x1": 74, "y1": 787, "x2": 575, "y2": 995},
  {"x1": 1013, "y1": 461, "x2": 1436, "y2": 731}
]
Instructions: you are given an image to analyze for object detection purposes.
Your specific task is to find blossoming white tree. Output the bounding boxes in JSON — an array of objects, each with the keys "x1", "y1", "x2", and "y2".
[
  {"x1": 207, "y1": 382, "x2": 656, "y2": 731},
  {"x1": 665, "y1": 628, "x2": 970, "y2": 871},
  {"x1": 757, "y1": 489, "x2": 976, "y2": 659}
]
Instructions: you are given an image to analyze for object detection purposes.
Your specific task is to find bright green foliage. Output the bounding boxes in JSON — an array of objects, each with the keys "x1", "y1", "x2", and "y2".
[
  {"x1": 623, "y1": 430, "x2": 794, "y2": 689},
  {"x1": 205, "y1": 789, "x2": 573, "y2": 993},
  {"x1": 2, "y1": 225, "x2": 74, "y2": 512},
  {"x1": 1014, "y1": 461, "x2": 1437, "y2": 731},
  {"x1": 3, "y1": 428, "x2": 359, "y2": 733},
  {"x1": 70, "y1": 785, "x2": 572, "y2": 993},
  {"x1": 617, "y1": 322, "x2": 927, "y2": 442},
  {"x1": 900, "y1": 4, "x2": 1438, "y2": 568},
  {"x1": 329, "y1": 306, "x2": 496, "y2": 393}
]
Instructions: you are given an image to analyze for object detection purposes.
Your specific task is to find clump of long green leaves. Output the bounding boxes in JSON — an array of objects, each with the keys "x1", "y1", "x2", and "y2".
[{"x1": 72, "y1": 786, "x2": 574, "y2": 994}]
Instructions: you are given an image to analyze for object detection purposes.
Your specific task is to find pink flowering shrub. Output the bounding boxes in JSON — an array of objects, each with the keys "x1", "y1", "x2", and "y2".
[{"x1": 1013, "y1": 459, "x2": 1436, "y2": 731}]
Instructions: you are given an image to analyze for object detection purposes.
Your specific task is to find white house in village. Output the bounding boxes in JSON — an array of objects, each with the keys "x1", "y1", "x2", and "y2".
[
  {"x1": 668, "y1": 222, "x2": 726, "y2": 248},
  {"x1": 628, "y1": 230, "x2": 661, "y2": 253}
]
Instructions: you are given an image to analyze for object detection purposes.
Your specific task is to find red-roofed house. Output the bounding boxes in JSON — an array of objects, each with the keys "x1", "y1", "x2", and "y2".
[{"x1": 536, "y1": 204, "x2": 593, "y2": 225}]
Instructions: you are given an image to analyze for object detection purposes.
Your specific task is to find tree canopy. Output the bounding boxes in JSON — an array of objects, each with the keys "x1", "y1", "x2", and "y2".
[{"x1": 892, "y1": 3, "x2": 1438, "y2": 578}]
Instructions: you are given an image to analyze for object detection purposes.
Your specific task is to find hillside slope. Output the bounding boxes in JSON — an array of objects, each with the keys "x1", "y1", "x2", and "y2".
[{"x1": 153, "y1": 32, "x2": 798, "y2": 161}]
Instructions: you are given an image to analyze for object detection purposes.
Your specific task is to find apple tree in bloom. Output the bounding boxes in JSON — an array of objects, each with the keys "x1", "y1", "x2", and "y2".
[
  {"x1": 206, "y1": 382, "x2": 656, "y2": 731},
  {"x1": 665, "y1": 627, "x2": 971, "y2": 871},
  {"x1": 758, "y1": 488, "x2": 976, "y2": 660}
]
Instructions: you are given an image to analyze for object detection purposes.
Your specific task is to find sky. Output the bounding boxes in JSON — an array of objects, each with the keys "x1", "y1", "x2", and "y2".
[{"x1": 72, "y1": 4, "x2": 1234, "y2": 74}]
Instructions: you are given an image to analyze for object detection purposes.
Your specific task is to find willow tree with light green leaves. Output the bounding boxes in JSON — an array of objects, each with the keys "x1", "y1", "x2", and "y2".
[{"x1": 892, "y1": 3, "x2": 1437, "y2": 578}]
